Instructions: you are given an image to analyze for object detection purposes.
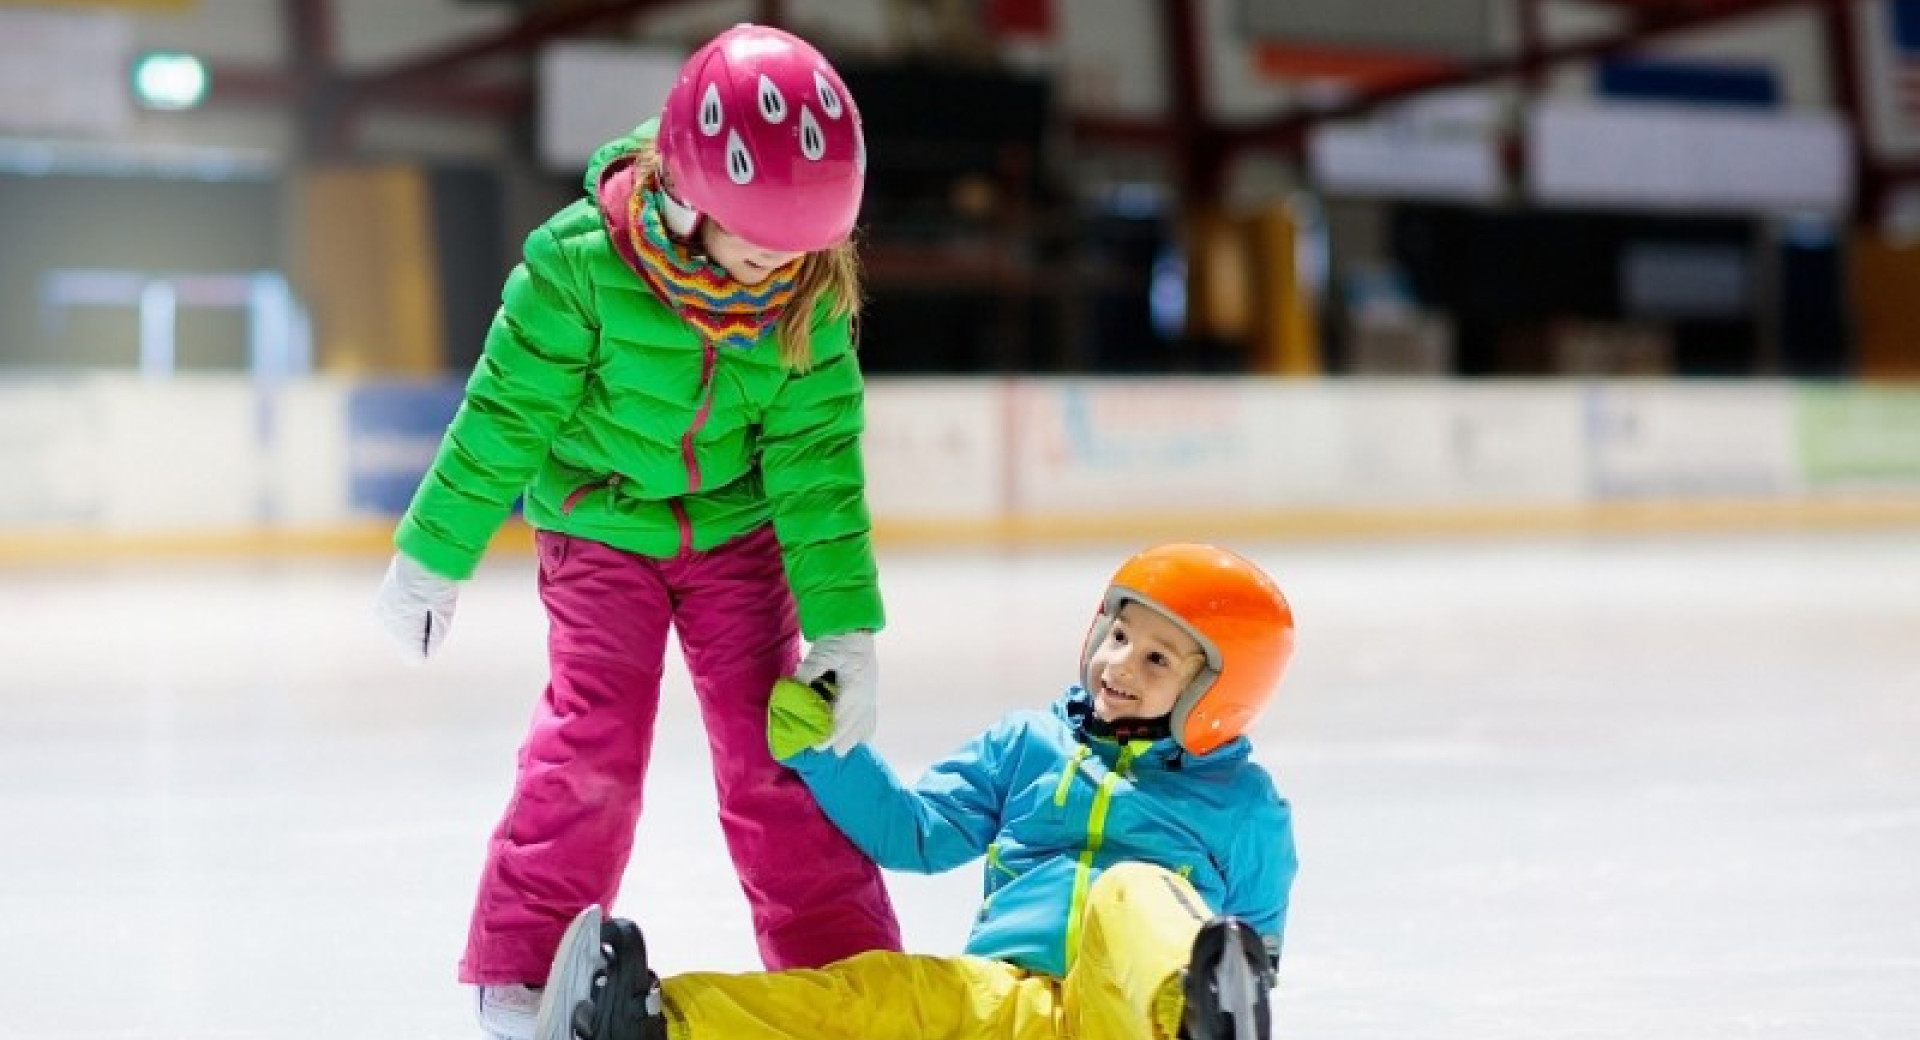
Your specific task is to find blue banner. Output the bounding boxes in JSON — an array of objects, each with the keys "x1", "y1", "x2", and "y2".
[
  {"x1": 1894, "y1": 0, "x2": 1920, "y2": 51},
  {"x1": 1597, "y1": 57, "x2": 1778, "y2": 108},
  {"x1": 346, "y1": 382, "x2": 465, "y2": 514}
]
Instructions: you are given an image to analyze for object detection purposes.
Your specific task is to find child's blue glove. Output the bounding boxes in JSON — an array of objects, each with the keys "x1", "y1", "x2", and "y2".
[{"x1": 768, "y1": 678, "x2": 835, "y2": 763}]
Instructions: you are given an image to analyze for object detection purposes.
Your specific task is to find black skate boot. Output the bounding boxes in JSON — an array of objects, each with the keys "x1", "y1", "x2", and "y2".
[
  {"x1": 1180, "y1": 916, "x2": 1274, "y2": 1040},
  {"x1": 570, "y1": 916, "x2": 665, "y2": 1040}
]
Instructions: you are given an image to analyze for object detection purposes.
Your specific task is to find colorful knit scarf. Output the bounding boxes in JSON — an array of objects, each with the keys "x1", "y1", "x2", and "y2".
[{"x1": 626, "y1": 177, "x2": 800, "y2": 351}]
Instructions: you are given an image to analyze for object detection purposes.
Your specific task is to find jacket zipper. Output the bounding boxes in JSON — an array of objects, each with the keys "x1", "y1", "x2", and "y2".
[
  {"x1": 681, "y1": 340, "x2": 716, "y2": 495},
  {"x1": 1052, "y1": 746, "x2": 1090, "y2": 806},
  {"x1": 1061, "y1": 741, "x2": 1144, "y2": 970},
  {"x1": 672, "y1": 339, "x2": 718, "y2": 554},
  {"x1": 560, "y1": 334, "x2": 714, "y2": 552}
]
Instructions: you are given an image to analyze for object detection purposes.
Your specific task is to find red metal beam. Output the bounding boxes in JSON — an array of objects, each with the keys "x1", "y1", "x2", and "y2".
[
  {"x1": 286, "y1": 0, "x2": 344, "y2": 157},
  {"x1": 1162, "y1": 0, "x2": 1228, "y2": 200},
  {"x1": 1228, "y1": 0, "x2": 1830, "y2": 154},
  {"x1": 286, "y1": 0, "x2": 334, "y2": 78},
  {"x1": 1517, "y1": 0, "x2": 1546, "y2": 92},
  {"x1": 1819, "y1": 0, "x2": 1880, "y2": 225},
  {"x1": 202, "y1": 0, "x2": 333, "y2": 110},
  {"x1": 352, "y1": 78, "x2": 533, "y2": 116},
  {"x1": 205, "y1": 64, "x2": 303, "y2": 106},
  {"x1": 1163, "y1": 0, "x2": 1205, "y2": 123}
]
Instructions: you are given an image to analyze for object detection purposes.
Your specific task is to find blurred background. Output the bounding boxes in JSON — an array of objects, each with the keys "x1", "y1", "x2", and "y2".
[{"x1": 1, "y1": 0, "x2": 1917, "y2": 546}]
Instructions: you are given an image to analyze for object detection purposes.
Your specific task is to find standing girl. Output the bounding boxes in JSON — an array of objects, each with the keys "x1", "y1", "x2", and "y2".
[{"x1": 372, "y1": 24, "x2": 900, "y2": 1040}]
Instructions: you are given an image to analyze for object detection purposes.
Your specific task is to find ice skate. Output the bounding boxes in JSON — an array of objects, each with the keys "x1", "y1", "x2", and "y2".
[
  {"x1": 562, "y1": 914, "x2": 665, "y2": 1040},
  {"x1": 1180, "y1": 916, "x2": 1274, "y2": 1040},
  {"x1": 531, "y1": 905, "x2": 606, "y2": 1040},
  {"x1": 477, "y1": 982, "x2": 543, "y2": 1040}
]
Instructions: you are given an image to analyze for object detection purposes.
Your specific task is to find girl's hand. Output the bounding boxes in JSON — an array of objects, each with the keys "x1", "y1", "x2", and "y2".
[
  {"x1": 793, "y1": 631, "x2": 877, "y2": 755},
  {"x1": 373, "y1": 553, "x2": 460, "y2": 662}
]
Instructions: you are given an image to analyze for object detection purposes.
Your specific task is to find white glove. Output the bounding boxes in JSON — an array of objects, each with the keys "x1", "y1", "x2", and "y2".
[
  {"x1": 793, "y1": 630, "x2": 877, "y2": 755},
  {"x1": 373, "y1": 553, "x2": 460, "y2": 662}
]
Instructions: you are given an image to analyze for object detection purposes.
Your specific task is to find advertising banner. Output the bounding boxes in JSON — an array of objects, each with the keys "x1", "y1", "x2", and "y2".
[
  {"x1": 1339, "y1": 382, "x2": 1587, "y2": 504},
  {"x1": 864, "y1": 382, "x2": 1004, "y2": 521},
  {"x1": 1007, "y1": 379, "x2": 1268, "y2": 514},
  {"x1": 345, "y1": 382, "x2": 464, "y2": 516},
  {"x1": 1797, "y1": 385, "x2": 1920, "y2": 488},
  {"x1": 1587, "y1": 383, "x2": 1799, "y2": 498}
]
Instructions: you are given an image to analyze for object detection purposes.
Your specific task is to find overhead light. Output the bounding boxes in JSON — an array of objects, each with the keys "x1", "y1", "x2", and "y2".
[{"x1": 132, "y1": 51, "x2": 209, "y2": 111}]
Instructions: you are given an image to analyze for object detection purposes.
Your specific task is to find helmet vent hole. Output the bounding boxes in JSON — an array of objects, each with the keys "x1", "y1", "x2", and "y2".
[
  {"x1": 725, "y1": 130, "x2": 754, "y2": 184},
  {"x1": 798, "y1": 108, "x2": 825, "y2": 160},
  {"x1": 756, "y1": 75, "x2": 788, "y2": 123},
  {"x1": 699, "y1": 83, "x2": 725, "y2": 136},
  {"x1": 814, "y1": 71, "x2": 844, "y2": 118}
]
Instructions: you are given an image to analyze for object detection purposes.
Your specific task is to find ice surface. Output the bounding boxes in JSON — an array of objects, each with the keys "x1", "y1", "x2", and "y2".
[{"x1": 2, "y1": 531, "x2": 1916, "y2": 1038}]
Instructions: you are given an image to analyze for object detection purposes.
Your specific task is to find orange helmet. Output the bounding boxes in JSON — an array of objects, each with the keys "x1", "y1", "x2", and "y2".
[{"x1": 1080, "y1": 543, "x2": 1295, "y2": 755}]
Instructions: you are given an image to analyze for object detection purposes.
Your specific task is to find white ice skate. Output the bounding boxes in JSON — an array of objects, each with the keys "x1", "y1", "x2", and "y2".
[
  {"x1": 1180, "y1": 916, "x2": 1275, "y2": 1040},
  {"x1": 532, "y1": 905, "x2": 606, "y2": 1040}
]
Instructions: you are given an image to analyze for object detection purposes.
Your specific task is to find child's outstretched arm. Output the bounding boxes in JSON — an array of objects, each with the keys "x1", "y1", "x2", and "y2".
[
  {"x1": 376, "y1": 223, "x2": 596, "y2": 662},
  {"x1": 768, "y1": 679, "x2": 1007, "y2": 874},
  {"x1": 756, "y1": 312, "x2": 881, "y2": 643},
  {"x1": 757, "y1": 311, "x2": 885, "y2": 753},
  {"x1": 395, "y1": 223, "x2": 596, "y2": 581}
]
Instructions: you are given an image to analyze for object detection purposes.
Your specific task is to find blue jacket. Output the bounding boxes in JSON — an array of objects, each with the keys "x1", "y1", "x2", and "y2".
[{"x1": 784, "y1": 685, "x2": 1297, "y2": 978}]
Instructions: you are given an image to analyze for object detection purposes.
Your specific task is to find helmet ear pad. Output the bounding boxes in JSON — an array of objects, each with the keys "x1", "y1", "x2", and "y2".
[{"x1": 657, "y1": 182, "x2": 702, "y2": 238}]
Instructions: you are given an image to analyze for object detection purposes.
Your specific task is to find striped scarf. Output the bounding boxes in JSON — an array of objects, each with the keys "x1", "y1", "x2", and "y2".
[{"x1": 626, "y1": 177, "x2": 799, "y2": 350}]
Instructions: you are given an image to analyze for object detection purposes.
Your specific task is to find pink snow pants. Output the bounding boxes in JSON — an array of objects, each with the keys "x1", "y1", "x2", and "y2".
[{"x1": 458, "y1": 526, "x2": 901, "y2": 985}]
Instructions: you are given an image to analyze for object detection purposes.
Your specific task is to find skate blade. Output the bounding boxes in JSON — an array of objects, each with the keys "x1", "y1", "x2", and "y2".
[
  {"x1": 1216, "y1": 938, "x2": 1259, "y2": 1040},
  {"x1": 1188, "y1": 918, "x2": 1271, "y2": 1040},
  {"x1": 533, "y1": 905, "x2": 606, "y2": 1040}
]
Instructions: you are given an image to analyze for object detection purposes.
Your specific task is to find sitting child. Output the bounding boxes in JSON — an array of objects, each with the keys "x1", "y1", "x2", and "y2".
[{"x1": 536, "y1": 542, "x2": 1299, "y2": 1040}]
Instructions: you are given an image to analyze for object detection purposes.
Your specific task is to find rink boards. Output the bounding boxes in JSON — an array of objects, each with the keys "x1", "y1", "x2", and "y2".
[{"x1": 2, "y1": 375, "x2": 1918, "y2": 557}]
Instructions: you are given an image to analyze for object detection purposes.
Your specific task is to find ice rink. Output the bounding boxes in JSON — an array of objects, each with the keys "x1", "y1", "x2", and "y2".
[{"x1": 4, "y1": 529, "x2": 1917, "y2": 1039}]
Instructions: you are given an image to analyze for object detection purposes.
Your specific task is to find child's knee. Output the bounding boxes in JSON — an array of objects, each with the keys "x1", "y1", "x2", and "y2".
[{"x1": 1094, "y1": 861, "x2": 1189, "y2": 900}]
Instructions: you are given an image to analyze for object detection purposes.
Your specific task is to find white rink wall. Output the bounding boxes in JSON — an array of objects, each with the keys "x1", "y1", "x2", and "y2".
[{"x1": 3, "y1": 374, "x2": 1919, "y2": 553}]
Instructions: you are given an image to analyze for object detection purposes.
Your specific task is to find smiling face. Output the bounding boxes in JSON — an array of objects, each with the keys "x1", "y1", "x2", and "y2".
[
  {"x1": 1086, "y1": 601, "x2": 1206, "y2": 723},
  {"x1": 699, "y1": 218, "x2": 804, "y2": 285}
]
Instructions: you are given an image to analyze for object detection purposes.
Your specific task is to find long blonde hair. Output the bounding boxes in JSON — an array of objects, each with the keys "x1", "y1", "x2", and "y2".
[{"x1": 631, "y1": 144, "x2": 863, "y2": 373}]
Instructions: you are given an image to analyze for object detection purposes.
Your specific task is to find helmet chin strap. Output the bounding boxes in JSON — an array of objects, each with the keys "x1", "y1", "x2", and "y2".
[{"x1": 1085, "y1": 711, "x2": 1172, "y2": 743}]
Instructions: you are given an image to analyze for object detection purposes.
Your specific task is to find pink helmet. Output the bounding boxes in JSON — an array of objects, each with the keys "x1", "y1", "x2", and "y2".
[{"x1": 658, "y1": 24, "x2": 866, "y2": 253}]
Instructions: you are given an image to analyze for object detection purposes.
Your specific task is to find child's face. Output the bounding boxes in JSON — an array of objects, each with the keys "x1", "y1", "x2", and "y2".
[
  {"x1": 700, "y1": 219, "x2": 804, "y2": 285},
  {"x1": 1087, "y1": 602, "x2": 1204, "y2": 723}
]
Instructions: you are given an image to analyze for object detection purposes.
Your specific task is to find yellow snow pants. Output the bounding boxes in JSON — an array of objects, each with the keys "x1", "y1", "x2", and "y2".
[{"x1": 659, "y1": 862, "x2": 1212, "y2": 1040}]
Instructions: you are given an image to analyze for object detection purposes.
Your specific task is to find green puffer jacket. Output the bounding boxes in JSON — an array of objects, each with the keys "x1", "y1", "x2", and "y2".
[{"x1": 394, "y1": 121, "x2": 882, "y2": 640}]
